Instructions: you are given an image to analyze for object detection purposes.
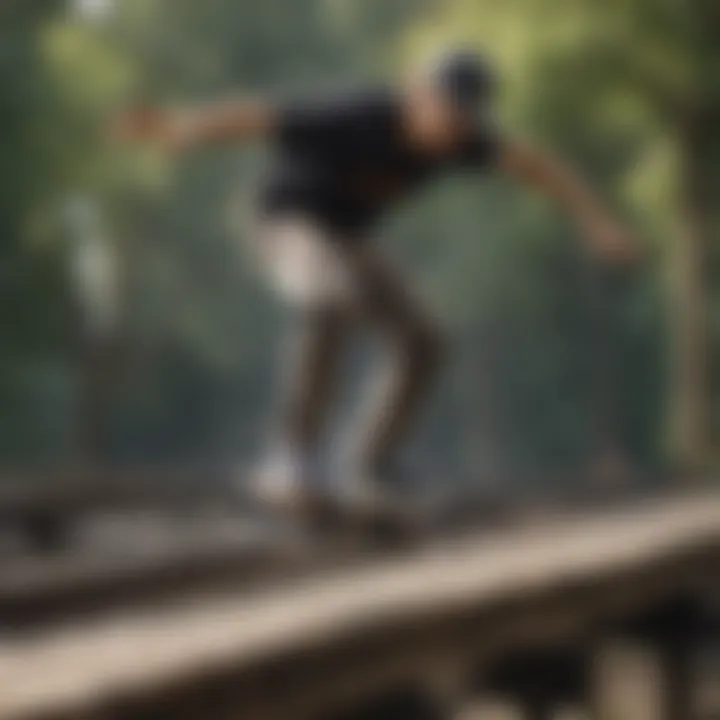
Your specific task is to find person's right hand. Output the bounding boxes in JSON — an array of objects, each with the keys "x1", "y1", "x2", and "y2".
[
  {"x1": 584, "y1": 216, "x2": 641, "y2": 267},
  {"x1": 110, "y1": 107, "x2": 197, "y2": 151}
]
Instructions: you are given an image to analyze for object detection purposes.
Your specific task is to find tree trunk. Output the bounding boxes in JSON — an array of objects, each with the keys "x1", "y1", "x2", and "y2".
[{"x1": 669, "y1": 108, "x2": 713, "y2": 470}]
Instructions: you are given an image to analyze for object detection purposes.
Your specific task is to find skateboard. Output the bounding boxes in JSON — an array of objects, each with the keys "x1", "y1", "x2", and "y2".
[
  {"x1": 307, "y1": 493, "x2": 434, "y2": 549},
  {"x1": 239, "y1": 480, "x2": 437, "y2": 550}
]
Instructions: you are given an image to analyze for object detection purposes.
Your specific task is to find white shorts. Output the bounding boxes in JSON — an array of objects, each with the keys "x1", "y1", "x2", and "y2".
[{"x1": 247, "y1": 215, "x2": 358, "y2": 309}]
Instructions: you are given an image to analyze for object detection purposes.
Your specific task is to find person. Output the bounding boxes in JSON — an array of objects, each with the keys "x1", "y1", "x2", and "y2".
[{"x1": 115, "y1": 50, "x2": 636, "y2": 515}]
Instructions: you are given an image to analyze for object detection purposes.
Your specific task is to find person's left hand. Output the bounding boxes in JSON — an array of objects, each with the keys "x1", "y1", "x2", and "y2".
[
  {"x1": 584, "y1": 215, "x2": 640, "y2": 266},
  {"x1": 109, "y1": 107, "x2": 199, "y2": 152}
]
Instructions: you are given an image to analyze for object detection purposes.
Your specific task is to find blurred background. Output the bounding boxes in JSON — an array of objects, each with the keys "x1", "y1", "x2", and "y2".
[
  {"x1": 1, "y1": 0, "x2": 718, "y2": 490},
  {"x1": 1, "y1": 5, "x2": 720, "y2": 719}
]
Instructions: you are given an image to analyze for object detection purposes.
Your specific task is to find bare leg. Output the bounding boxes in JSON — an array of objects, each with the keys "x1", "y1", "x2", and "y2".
[
  {"x1": 277, "y1": 307, "x2": 349, "y2": 456},
  {"x1": 252, "y1": 215, "x2": 443, "y2": 491},
  {"x1": 345, "y1": 247, "x2": 445, "y2": 476}
]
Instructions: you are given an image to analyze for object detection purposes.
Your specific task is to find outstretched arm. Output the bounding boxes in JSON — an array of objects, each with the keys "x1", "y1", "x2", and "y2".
[
  {"x1": 112, "y1": 97, "x2": 276, "y2": 151},
  {"x1": 499, "y1": 137, "x2": 637, "y2": 264}
]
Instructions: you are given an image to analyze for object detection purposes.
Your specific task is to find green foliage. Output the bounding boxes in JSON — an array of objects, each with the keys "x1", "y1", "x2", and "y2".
[{"x1": 0, "y1": 0, "x2": 717, "y2": 479}]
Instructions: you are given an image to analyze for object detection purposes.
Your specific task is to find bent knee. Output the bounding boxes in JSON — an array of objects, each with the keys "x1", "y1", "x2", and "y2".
[{"x1": 402, "y1": 317, "x2": 447, "y2": 372}]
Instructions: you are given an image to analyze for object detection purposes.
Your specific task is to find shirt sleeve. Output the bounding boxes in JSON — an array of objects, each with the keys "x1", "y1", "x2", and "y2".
[{"x1": 275, "y1": 91, "x2": 397, "y2": 154}]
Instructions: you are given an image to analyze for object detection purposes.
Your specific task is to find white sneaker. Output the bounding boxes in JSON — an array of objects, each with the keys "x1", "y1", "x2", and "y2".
[{"x1": 248, "y1": 446, "x2": 321, "y2": 512}]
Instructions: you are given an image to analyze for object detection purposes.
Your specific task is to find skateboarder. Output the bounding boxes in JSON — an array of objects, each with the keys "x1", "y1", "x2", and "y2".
[{"x1": 115, "y1": 50, "x2": 636, "y2": 515}]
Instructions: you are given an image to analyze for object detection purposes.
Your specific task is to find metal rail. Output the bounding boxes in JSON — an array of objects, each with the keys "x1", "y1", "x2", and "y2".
[{"x1": 1, "y1": 492, "x2": 719, "y2": 720}]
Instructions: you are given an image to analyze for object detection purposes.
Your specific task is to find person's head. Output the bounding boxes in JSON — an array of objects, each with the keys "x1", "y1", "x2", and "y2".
[{"x1": 403, "y1": 49, "x2": 496, "y2": 151}]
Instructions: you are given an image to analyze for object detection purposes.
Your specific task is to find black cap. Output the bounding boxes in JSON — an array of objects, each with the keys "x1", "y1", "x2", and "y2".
[{"x1": 429, "y1": 49, "x2": 496, "y2": 115}]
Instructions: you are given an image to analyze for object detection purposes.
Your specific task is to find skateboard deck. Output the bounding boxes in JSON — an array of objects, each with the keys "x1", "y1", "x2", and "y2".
[
  {"x1": 238, "y1": 480, "x2": 439, "y2": 550},
  {"x1": 306, "y1": 496, "x2": 433, "y2": 548}
]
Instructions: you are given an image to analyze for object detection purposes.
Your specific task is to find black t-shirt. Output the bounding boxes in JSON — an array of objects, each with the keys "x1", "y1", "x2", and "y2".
[{"x1": 259, "y1": 89, "x2": 500, "y2": 237}]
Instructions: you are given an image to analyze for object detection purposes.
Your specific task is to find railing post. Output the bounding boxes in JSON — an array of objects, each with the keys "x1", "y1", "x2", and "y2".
[
  {"x1": 640, "y1": 598, "x2": 702, "y2": 720},
  {"x1": 521, "y1": 698, "x2": 553, "y2": 720},
  {"x1": 659, "y1": 641, "x2": 693, "y2": 720},
  {"x1": 477, "y1": 644, "x2": 592, "y2": 720},
  {"x1": 324, "y1": 687, "x2": 452, "y2": 720},
  {"x1": 594, "y1": 597, "x2": 704, "y2": 720}
]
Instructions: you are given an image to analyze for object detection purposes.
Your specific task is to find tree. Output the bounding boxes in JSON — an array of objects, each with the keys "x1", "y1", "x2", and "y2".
[{"x1": 406, "y1": 0, "x2": 720, "y2": 470}]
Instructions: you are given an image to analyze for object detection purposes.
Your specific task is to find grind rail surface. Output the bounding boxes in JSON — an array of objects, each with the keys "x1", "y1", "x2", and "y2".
[{"x1": 1, "y1": 491, "x2": 719, "y2": 720}]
